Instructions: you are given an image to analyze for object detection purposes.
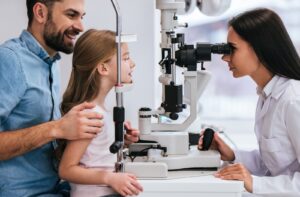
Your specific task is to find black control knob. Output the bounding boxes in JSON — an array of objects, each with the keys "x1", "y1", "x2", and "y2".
[
  {"x1": 169, "y1": 112, "x2": 179, "y2": 120},
  {"x1": 201, "y1": 128, "x2": 215, "y2": 151},
  {"x1": 109, "y1": 141, "x2": 123, "y2": 154}
]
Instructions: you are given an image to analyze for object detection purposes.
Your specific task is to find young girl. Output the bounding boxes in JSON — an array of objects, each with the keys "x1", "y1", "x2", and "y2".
[
  {"x1": 59, "y1": 29, "x2": 143, "y2": 197},
  {"x1": 199, "y1": 8, "x2": 300, "y2": 196}
]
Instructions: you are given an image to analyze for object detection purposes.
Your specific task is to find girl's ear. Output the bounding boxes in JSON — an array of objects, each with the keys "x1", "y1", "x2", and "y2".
[{"x1": 97, "y1": 63, "x2": 109, "y2": 76}]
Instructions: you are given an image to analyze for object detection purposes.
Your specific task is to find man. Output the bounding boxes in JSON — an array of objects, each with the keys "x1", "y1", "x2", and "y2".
[{"x1": 0, "y1": 1, "x2": 139, "y2": 196}]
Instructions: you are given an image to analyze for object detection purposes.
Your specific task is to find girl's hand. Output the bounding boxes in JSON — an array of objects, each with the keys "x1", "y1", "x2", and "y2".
[
  {"x1": 198, "y1": 131, "x2": 235, "y2": 161},
  {"x1": 124, "y1": 121, "x2": 140, "y2": 146},
  {"x1": 107, "y1": 172, "x2": 143, "y2": 196},
  {"x1": 215, "y1": 163, "x2": 253, "y2": 192}
]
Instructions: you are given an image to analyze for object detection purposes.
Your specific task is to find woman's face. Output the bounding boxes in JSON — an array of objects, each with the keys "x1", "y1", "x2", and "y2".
[
  {"x1": 222, "y1": 26, "x2": 261, "y2": 78},
  {"x1": 109, "y1": 44, "x2": 135, "y2": 84}
]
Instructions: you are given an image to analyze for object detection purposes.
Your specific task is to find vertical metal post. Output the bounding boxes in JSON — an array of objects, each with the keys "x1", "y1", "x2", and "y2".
[{"x1": 109, "y1": 0, "x2": 125, "y2": 173}]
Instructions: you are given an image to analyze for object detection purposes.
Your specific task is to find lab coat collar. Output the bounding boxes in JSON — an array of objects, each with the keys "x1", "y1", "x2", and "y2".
[
  {"x1": 255, "y1": 75, "x2": 288, "y2": 122},
  {"x1": 270, "y1": 76, "x2": 289, "y2": 100},
  {"x1": 256, "y1": 75, "x2": 288, "y2": 100}
]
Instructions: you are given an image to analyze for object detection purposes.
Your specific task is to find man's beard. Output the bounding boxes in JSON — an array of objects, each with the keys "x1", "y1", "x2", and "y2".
[{"x1": 43, "y1": 18, "x2": 79, "y2": 54}]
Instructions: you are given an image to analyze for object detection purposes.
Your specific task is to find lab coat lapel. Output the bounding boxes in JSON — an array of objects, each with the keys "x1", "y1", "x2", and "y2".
[
  {"x1": 255, "y1": 96, "x2": 263, "y2": 123},
  {"x1": 254, "y1": 76, "x2": 288, "y2": 138},
  {"x1": 255, "y1": 96, "x2": 271, "y2": 137},
  {"x1": 258, "y1": 97, "x2": 271, "y2": 120},
  {"x1": 255, "y1": 95, "x2": 271, "y2": 122},
  {"x1": 259, "y1": 78, "x2": 289, "y2": 122}
]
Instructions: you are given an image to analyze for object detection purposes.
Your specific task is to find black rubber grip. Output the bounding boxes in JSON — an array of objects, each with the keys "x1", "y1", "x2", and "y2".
[
  {"x1": 110, "y1": 141, "x2": 123, "y2": 154},
  {"x1": 201, "y1": 128, "x2": 215, "y2": 151}
]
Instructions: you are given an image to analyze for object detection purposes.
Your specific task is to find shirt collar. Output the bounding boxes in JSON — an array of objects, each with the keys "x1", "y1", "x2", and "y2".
[
  {"x1": 20, "y1": 30, "x2": 61, "y2": 65},
  {"x1": 256, "y1": 75, "x2": 278, "y2": 99},
  {"x1": 256, "y1": 75, "x2": 288, "y2": 100}
]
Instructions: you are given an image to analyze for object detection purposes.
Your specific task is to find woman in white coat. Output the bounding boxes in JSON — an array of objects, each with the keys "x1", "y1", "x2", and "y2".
[{"x1": 199, "y1": 8, "x2": 300, "y2": 196}]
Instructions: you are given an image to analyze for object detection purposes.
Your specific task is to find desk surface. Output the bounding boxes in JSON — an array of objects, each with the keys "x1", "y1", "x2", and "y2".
[{"x1": 136, "y1": 172, "x2": 244, "y2": 197}]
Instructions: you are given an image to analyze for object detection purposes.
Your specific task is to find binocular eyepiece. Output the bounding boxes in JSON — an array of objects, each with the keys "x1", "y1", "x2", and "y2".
[
  {"x1": 195, "y1": 43, "x2": 231, "y2": 61},
  {"x1": 210, "y1": 43, "x2": 232, "y2": 55},
  {"x1": 175, "y1": 43, "x2": 232, "y2": 70}
]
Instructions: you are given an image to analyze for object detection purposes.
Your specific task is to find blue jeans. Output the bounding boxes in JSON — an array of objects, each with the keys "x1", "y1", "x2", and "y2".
[{"x1": 56, "y1": 181, "x2": 70, "y2": 197}]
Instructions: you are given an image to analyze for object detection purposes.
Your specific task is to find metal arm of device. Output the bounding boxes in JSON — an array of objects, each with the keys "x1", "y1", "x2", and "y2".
[{"x1": 109, "y1": 0, "x2": 125, "y2": 173}]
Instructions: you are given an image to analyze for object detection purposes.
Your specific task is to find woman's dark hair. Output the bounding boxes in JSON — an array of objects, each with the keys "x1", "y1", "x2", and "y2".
[
  {"x1": 229, "y1": 8, "x2": 300, "y2": 80},
  {"x1": 26, "y1": 0, "x2": 62, "y2": 27}
]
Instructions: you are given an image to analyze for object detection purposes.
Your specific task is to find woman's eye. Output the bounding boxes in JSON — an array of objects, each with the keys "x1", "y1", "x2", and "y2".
[
  {"x1": 231, "y1": 46, "x2": 236, "y2": 52},
  {"x1": 228, "y1": 44, "x2": 236, "y2": 52}
]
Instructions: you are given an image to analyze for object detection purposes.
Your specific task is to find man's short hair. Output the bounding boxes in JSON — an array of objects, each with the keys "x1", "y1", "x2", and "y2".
[{"x1": 26, "y1": 0, "x2": 62, "y2": 27}]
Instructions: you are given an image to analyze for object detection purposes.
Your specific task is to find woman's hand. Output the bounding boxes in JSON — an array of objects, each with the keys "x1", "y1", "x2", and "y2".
[
  {"x1": 215, "y1": 163, "x2": 253, "y2": 193},
  {"x1": 198, "y1": 131, "x2": 235, "y2": 161},
  {"x1": 106, "y1": 172, "x2": 143, "y2": 196}
]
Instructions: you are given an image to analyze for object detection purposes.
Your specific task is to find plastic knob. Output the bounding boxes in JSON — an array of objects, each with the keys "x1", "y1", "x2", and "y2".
[{"x1": 201, "y1": 128, "x2": 215, "y2": 151}]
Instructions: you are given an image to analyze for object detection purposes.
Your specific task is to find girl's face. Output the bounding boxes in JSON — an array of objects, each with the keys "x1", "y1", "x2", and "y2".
[
  {"x1": 108, "y1": 44, "x2": 135, "y2": 84},
  {"x1": 222, "y1": 27, "x2": 261, "y2": 78}
]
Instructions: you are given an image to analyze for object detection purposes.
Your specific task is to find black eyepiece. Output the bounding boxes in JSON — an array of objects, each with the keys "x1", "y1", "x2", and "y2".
[
  {"x1": 211, "y1": 43, "x2": 232, "y2": 55},
  {"x1": 175, "y1": 42, "x2": 232, "y2": 69}
]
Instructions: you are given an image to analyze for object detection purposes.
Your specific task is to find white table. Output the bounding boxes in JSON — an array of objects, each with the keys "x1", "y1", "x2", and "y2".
[{"x1": 136, "y1": 171, "x2": 244, "y2": 197}]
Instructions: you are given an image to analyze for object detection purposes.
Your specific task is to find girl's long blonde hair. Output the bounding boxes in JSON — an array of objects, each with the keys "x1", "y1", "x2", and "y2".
[
  {"x1": 56, "y1": 29, "x2": 116, "y2": 159},
  {"x1": 61, "y1": 29, "x2": 116, "y2": 115}
]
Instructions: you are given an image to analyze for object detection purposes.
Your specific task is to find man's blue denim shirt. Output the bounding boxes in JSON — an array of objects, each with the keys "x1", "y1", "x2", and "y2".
[{"x1": 0, "y1": 30, "x2": 63, "y2": 196}]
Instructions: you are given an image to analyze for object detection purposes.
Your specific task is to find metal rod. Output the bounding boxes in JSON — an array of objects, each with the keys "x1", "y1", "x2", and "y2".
[
  {"x1": 111, "y1": 0, "x2": 122, "y2": 89},
  {"x1": 110, "y1": 0, "x2": 124, "y2": 173},
  {"x1": 171, "y1": 39, "x2": 176, "y2": 84}
]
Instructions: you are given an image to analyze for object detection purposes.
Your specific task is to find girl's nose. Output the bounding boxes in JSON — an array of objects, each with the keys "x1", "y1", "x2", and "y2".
[{"x1": 130, "y1": 60, "x2": 136, "y2": 68}]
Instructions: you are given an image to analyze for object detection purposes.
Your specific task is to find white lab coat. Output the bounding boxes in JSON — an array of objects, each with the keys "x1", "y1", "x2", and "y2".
[{"x1": 234, "y1": 75, "x2": 300, "y2": 196}]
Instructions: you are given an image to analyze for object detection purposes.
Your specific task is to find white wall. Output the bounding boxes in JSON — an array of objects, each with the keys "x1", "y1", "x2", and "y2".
[
  {"x1": 0, "y1": 0, "x2": 158, "y2": 127},
  {"x1": 0, "y1": 0, "x2": 266, "y2": 150}
]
